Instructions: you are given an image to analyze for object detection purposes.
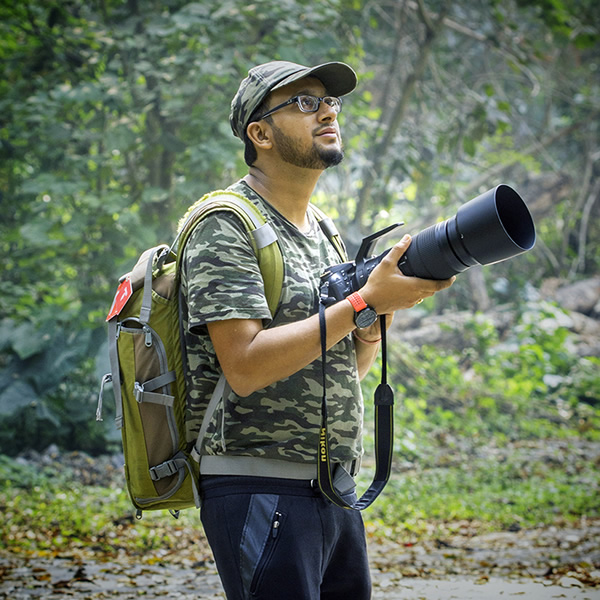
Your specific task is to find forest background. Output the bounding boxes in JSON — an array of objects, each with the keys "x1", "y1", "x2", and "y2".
[{"x1": 1, "y1": 0, "x2": 599, "y2": 559}]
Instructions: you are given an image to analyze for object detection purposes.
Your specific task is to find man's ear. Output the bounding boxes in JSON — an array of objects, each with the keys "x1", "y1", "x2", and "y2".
[{"x1": 246, "y1": 121, "x2": 273, "y2": 150}]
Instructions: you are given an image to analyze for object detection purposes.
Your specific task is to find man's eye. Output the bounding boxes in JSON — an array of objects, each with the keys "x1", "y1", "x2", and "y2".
[
  {"x1": 299, "y1": 96, "x2": 317, "y2": 111},
  {"x1": 325, "y1": 98, "x2": 341, "y2": 111}
]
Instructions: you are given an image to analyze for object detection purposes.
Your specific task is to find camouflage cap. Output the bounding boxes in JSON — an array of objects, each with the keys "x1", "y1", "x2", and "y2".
[{"x1": 230, "y1": 60, "x2": 357, "y2": 140}]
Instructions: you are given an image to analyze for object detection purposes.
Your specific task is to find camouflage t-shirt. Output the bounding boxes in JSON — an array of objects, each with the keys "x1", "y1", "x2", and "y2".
[{"x1": 181, "y1": 181, "x2": 362, "y2": 465}]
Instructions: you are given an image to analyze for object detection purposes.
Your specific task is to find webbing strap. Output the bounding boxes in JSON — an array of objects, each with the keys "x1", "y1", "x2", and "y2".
[
  {"x1": 309, "y1": 204, "x2": 347, "y2": 263},
  {"x1": 146, "y1": 451, "x2": 202, "y2": 510},
  {"x1": 252, "y1": 222, "x2": 278, "y2": 249},
  {"x1": 96, "y1": 373, "x2": 112, "y2": 422},
  {"x1": 141, "y1": 371, "x2": 177, "y2": 392},
  {"x1": 317, "y1": 304, "x2": 394, "y2": 510},
  {"x1": 133, "y1": 370, "x2": 176, "y2": 406},
  {"x1": 191, "y1": 373, "x2": 229, "y2": 463},
  {"x1": 149, "y1": 454, "x2": 189, "y2": 481},
  {"x1": 199, "y1": 455, "x2": 318, "y2": 479},
  {"x1": 139, "y1": 246, "x2": 164, "y2": 325},
  {"x1": 134, "y1": 382, "x2": 175, "y2": 407},
  {"x1": 197, "y1": 456, "x2": 360, "y2": 484},
  {"x1": 107, "y1": 318, "x2": 124, "y2": 429}
]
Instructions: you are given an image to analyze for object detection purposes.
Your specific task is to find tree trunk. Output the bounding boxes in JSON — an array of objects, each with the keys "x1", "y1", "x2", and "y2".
[
  {"x1": 467, "y1": 266, "x2": 491, "y2": 312},
  {"x1": 353, "y1": 0, "x2": 450, "y2": 230}
]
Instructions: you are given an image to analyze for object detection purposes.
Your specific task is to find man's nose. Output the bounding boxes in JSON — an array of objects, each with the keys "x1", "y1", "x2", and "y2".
[{"x1": 318, "y1": 100, "x2": 337, "y2": 121}]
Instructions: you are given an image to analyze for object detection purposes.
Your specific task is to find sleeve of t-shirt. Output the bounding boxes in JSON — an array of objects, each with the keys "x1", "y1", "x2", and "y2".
[{"x1": 182, "y1": 211, "x2": 272, "y2": 332}]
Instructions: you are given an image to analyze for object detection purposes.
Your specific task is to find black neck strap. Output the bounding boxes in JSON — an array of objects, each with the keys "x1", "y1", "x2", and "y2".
[{"x1": 317, "y1": 301, "x2": 394, "y2": 510}]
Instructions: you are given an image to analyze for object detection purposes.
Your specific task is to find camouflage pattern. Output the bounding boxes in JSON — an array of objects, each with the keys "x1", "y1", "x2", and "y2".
[
  {"x1": 180, "y1": 181, "x2": 362, "y2": 464},
  {"x1": 229, "y1": 60, "x2": 357, "y2": 139}
]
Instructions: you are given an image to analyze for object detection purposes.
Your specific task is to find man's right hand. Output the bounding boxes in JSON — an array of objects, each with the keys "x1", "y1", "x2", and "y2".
[{"x1": 359, "y1": 234, "x2": 455, "y2": 314}]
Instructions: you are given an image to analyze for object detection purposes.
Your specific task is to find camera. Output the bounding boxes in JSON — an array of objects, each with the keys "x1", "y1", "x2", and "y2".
[{"x1": 320, "y1": 184, "x2": 536, "y2": 306}]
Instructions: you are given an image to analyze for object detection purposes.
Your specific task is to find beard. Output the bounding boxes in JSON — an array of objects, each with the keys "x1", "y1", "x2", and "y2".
[{"x1": 271, "y1": 123, "x2": 344, "y2": 170}]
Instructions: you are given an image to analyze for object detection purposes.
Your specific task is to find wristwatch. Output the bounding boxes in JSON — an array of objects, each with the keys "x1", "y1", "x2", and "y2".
[{"x1": 346, "y1": 292, "x2": 378, "y2": 329}]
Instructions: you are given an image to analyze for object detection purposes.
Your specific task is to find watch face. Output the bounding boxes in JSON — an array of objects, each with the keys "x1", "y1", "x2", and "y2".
[{"x1": 355, "y1": 308, "x2": 377, "y2": 329}]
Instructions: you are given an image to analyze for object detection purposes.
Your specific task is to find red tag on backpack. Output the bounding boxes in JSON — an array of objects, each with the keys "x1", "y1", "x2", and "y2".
[{"x1": 106, "y1": 277, "x2": 133, "y2": 321}]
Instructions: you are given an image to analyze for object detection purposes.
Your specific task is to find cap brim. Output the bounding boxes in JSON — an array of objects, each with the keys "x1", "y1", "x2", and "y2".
[{"x1": 271, "y1": 61, "x2": 357, "y2": 97}]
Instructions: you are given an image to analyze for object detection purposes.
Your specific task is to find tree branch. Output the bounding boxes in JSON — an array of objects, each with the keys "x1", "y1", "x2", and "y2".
[
  {"x1": 462, "y1": 117, "x2": 600, "y2": 197},
  {"x1": 353, "y1": 0, "x2": 450, "y2": 228},
  {"x1": 569, "y1": 175, "x2": 600, "y2": 278}
]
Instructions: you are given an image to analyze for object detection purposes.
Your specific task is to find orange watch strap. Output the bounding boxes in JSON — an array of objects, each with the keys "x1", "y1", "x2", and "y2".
[{"x1": 346, "y1": 292, "x2": 368, "y2": 312}]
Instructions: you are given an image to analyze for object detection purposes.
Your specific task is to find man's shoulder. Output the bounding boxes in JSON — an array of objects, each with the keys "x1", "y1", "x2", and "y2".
[
  {"x1": 184, "y1": 182, "x2": 260, "y2": 240},
  {"x1": 226, "y1": 180, "x2": 262, "y2": 207}
]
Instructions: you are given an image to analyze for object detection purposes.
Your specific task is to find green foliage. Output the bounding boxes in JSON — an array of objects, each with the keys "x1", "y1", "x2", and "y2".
[
  {"x1": 361, "y1": 443, "x2": 599, "y2": 535},
  {"x1": 359, "y1": 302, "x2": 600, "y2": 532},
  {"x1": 362, "y1": 303, "x2": 600, "y2": 461},
  {"x1": 1, "y1": 442, "x2": 597, "y2": 556},
  {"x1": 513, "y1": 0, "x2": 600, "y2": 47},
  {"x1": 0, "y1": 455, "x2": 194, "y2": 555},
  {"x1": 0, "y1": 326, "x2": 118, "y2": 455},
  {"x1": 0, "y1": 0, "x2": 360, "y2": 454},
  {"x1": 0, "y1": 0, "x2": 599, "y2": 454}
]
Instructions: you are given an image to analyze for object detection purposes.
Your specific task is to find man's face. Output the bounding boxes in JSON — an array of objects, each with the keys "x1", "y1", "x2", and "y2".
[{"x1": 263, "y1": 77, "x2": 344, "y2": 170}]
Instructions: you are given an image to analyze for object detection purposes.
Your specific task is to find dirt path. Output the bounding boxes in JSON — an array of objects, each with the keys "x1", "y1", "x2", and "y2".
[
  {"x1": 2, "y1": 520, "x2": 599, "y2": 599},
  {"x1": 1, "y1": 556, "x2": 597, "y2": 599},
  {"x1": 368, "y1": 519, "x2": 600, "y2": 599},
  {"x1": 2, "y1": 447, "x2": 598, "y2": 598}
]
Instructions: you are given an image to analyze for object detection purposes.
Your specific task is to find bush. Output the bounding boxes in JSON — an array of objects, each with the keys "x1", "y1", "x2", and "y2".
[{"x1": 361, "y1": 301, "x2": 600, "y2": 461}]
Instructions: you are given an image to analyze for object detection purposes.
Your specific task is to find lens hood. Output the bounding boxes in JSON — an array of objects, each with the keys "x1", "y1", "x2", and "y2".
[{"x1": 399, "y1": 184, "x2": 536, "y2": 279}]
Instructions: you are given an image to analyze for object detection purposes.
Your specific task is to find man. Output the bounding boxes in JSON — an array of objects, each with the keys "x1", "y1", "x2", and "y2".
[{"x1": 181, "y1": 60, "x2": 453, "y2": 600}]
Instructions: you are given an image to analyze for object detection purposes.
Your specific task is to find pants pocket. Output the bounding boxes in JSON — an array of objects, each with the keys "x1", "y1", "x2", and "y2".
[
  {"x1": 236, "y1": 494, "x2": 283, "y2": 596},
  {"x1": 249, "y1": 506, "x2": 285, "y2": 596}
]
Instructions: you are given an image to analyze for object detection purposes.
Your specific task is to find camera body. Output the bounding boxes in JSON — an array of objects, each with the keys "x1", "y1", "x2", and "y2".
[
  {"x1": 320, "y1": 252, "x2": 388, "y2": 306},
  {"x1": 320, "y1": 185, "x2": 536, "y2": 307}
]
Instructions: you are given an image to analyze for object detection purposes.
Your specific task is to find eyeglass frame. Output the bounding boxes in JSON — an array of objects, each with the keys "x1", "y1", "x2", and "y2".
[{"x1": 253, "y1": 94, "x2": 343, "y2": 122}]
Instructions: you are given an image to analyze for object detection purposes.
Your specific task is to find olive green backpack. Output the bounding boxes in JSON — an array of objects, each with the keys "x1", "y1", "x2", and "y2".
[{"x1": 96, "y1": 190, "x2": 345, "y2": 517}]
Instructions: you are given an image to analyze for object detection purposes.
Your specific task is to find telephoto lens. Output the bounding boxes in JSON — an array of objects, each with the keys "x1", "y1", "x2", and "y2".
[{"x1": 398, "y1": 184, "x2": 536, "y2": 280}]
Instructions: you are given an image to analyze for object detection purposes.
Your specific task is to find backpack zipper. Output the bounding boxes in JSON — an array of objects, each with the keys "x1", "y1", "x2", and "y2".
[{"x1": 143, "y1": 324, "x2": 153, "y2": 347}]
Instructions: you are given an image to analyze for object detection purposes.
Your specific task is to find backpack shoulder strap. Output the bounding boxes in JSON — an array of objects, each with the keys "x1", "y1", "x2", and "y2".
[
  {"x1": 174, "y1": 194, "x2": 347, "y2": 315},
  {"x1": 308, "y1": 203, "x2": 348, "y2": 262},
  {"x1": 174, "y1": 190, "x2": 284, "y2": 317},
  {"x1": 176, "y1": 191, "x2": 284, "y2": 464}
]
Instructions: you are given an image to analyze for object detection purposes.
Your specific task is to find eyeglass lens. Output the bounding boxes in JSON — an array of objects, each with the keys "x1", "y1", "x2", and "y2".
[{"x1": 298, "y1": 95, "x2": 341, "y2": 113}]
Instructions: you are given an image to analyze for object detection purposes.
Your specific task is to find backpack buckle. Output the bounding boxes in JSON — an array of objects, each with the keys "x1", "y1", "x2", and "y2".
[
  {"x1": 149, "y1": 459, "x2": 180, "y2": 481},
  {"x1": 134, "y1": 381, "x2": 145, "y2": 403}
]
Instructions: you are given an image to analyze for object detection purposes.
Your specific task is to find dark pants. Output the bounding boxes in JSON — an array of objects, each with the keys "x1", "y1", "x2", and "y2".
[{"x1": 199, "y1": 476, "x2": 372, "y2": 600}]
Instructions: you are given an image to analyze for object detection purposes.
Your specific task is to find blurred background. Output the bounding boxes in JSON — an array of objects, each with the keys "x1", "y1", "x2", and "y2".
[{"x1": 0, "y1": 0, "x2": 598, "y2": 560}]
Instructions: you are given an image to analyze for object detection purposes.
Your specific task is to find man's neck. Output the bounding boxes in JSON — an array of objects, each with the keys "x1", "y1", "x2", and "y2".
[{"x1": 243, "y1": 165, "x2": 322, "y2": 231}]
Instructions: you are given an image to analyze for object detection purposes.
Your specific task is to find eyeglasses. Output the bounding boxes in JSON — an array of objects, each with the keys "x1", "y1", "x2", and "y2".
[{"x1": 254, "y1": 94, "x2": 343, "y2": 121}]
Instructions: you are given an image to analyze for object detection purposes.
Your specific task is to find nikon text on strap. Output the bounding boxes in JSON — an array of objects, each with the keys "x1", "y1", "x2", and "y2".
[{"x1": 317, "y1": 302, "x2": 394, "y2": 510}]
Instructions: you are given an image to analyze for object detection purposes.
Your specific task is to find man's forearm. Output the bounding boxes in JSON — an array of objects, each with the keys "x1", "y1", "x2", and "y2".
[
  {"x1": 208, "y1": 298, "x2": 360, "y2": 397},
  {"x1": 354, "y1": 335, "x2": 380, "y2": 380}
]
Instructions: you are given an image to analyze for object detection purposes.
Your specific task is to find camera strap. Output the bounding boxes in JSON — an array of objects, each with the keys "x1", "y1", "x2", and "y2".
[{"x1": 317, "y1": 301, "x2": 394, "y2": 510}]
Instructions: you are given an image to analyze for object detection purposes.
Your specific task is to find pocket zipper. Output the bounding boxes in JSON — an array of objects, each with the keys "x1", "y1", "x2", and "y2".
[{"x1": 272, "y1": 511, "x2": 282, "y2": 539}]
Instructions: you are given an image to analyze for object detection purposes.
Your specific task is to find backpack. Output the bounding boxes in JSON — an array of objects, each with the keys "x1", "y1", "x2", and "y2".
[{"x1": 96, "y1": 190, "x2": 345, "y2": 517}]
